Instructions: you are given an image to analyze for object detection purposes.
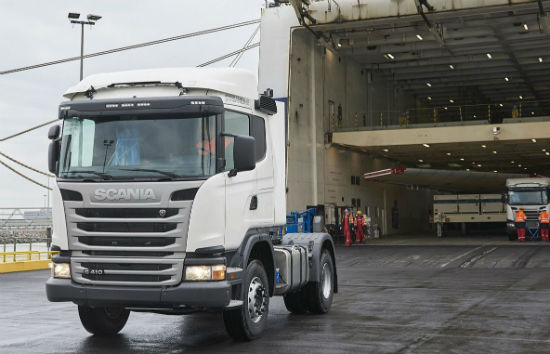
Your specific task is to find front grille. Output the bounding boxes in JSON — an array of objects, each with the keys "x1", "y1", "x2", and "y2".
[
  {"x1": 82, "y1": 274, "x2": 172, "y2": 282},
  {"x1": 82, "y1": 250, "x2": 174, "y2": 257},
  {"x1": 75, "y1": 208, "x2": 179, "y2": 218},
  {"x1": 77, "y1": 222, "x2": 177, "y2": 233},
  {"x1": 524, "y1": 211, "x2": 541, "y2": 220},
  {"x1": 80, "y1": 262, "x2": 172, "y2": 271},
  {"x1": 71, "y1": 257, "x2": 184, "y2": 287},
  {"x1": 78, "y1": 236, "x2": 175, "y2": 247}
]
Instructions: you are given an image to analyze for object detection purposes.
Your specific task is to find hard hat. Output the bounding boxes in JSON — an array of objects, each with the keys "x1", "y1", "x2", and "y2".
[{"x1": 357, "y1": 210, "x2": 362, "y2": 215}]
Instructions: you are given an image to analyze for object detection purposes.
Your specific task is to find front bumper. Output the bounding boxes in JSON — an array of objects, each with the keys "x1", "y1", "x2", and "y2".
[{"x1": 46, "y1": 277, "x2": 235, "y2": 309}]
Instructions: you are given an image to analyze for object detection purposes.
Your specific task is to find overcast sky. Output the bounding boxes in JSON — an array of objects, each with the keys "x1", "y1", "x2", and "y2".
[{"x1": 0, "y1": 0, "x2": 265, "y2": 208}]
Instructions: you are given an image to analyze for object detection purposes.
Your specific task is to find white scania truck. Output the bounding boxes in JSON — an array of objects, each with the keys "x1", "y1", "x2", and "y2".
[
  {"x1": 505, "y1": 177, "x2": 550, "y2": 240},
  {"x1": 46, "y1": 68, "x2": 337, "y2": 340}
]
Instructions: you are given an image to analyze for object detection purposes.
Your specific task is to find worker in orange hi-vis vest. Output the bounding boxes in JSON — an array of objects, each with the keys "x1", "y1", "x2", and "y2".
[
  {"x1": 515, "y1": 207, "x2": 527, "y2": 242},
  {"x1": 354, "y1": 210, "x2": 367, "y2": 243},
  {"x1": 342, "y1": 209, "x2": 354, "y2": 247},
  {"x1": 539, "y1": 210, "x2": 549, "y2": 242}
]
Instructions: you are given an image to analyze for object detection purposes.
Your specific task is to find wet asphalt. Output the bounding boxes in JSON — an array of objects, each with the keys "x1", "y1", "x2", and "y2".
[{"x1": 0, "y1": 241, "x2": 549, "y2": 354}]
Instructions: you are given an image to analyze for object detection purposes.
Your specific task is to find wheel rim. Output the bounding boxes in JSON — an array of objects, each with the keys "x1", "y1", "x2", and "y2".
[
  {"x1": 321, "y1": 262, "x2": 332, "y2": 299},
  {"x1": 247, "y1": 276, "x2": 267, "y2": 323}
]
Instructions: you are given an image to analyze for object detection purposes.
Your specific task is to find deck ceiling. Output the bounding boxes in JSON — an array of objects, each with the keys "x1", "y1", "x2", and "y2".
[{"x1": 319, "y1": 2, "x2": 550, "y2": 106}]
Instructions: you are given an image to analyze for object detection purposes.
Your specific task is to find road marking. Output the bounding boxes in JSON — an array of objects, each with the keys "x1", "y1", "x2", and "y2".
[{"x1": 439, "y1": 246, "x2": 484, "y2": 268}]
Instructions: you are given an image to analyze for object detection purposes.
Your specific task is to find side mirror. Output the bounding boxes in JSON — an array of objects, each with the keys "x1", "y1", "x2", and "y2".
[
  {"x1": 230, "y1": 135, "x2": 256, "y2": 177},
  {"x1": 501, "y1": 193, "x2": 508, "y2": 203},
  {"x1": 48, "y1": 140, "x2": 60, "y2": 174},
  {"x1": 48, "y1": 125, "x2": 61, "y2": 140}
]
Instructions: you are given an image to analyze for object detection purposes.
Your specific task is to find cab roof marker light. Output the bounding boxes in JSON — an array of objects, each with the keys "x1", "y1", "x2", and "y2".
[
  {"x1": 136, "y1": 102, "x2": 150, "y2": 107},
  {"x1": 59, "y1": 106, "x2": 71, "y2": 111},
  {"x1": 105, "y1": 104, "x2": 118, "y2": 108},
  {"x1": 121, "y1": 103, "x2": 134, "y2": 108}
]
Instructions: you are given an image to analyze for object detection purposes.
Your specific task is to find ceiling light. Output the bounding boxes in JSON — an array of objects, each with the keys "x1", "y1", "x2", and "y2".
[
  {"x1": 337, "y1": 42, "x2": 342, "y2": 48},
  {"x1": 543, "y1": 149, "x2": 547, "y2": 152},
  {"x1": 446, "y1": 152, "x2": 452, "y2": 156},
  {"x1": 524, "y1": 167, "x2": 528, "y2": 170},
  {"x1": 449, "y1": 64, "x2": 454, "y2": 69},
  {"x1": 532, "y1": 138, "x2": 537, "y2": 143},
  {"x1": 422, "y1": 143, "x2": 430, "y2": 148},
  {"x1": 486, "y1": 53, "x2": 492, "y2": 59},
  {"x1": 418, "y1": 159, "x2": 424, "y2": 163},
  {"x1": 444, "y1": 106, "x2": 448, "y2": 110},
  {"x1": 518, "y1": 164, "x2": 522, "y2": 167},
  {"x1": 481, "y1": 144, "x2": 487, "y2": 148},
  {"x1": 383, "y1": 148, "x2": 389, "y2": 152},
  {"x1": 492, "y1": 150, "x2": 497, "y2": 154},
  {"x1": 531, "y1": 111, "x2": 535, "y2": 115},
  {"x1": 416, "y1": 34, "x2": 423, "y2": 40},
  {"x1": 427, "y1": 96, "x2": 432, "y2": 101},
  {"x1": 511, "y1": 161, "x2": 515, "y2": 164},
  {"x1": 493, "y1": 170, "x2": 498, "y2": 173},
  {"x1": 426, "y1": 82, "x2": 432, "y2": 87},
  {"x1": 499, "y1": 103, "x2": 503, "y2": 107},
  {"x1": 504, "y1": 77, "x2": 509, "y2": 82},
  {"x1": 546, "y1": 152, "x2": 550, "y2": 156},
  {"x1": 539, "y1": 57, "x2": 543, "y2": 63},
  {"x1": 519, "y1": 95, "x2": 523, "y2": 100},
  {"x1": 477, "y1": 164, "x2": 482, "y2": 167},
  {"x1": 449, "y1": 99, "x2": 454, "y2": 103},
  {"x1": 386, "y1": 53, "x2": 394, "y2": 59},
  {"x1": 523, "y1": 24, "x2": 528, "y2": 31},
  {"x1": 466, "y1": 168, "x2": 471, "y2": 172},
  {"x1": 460, "y1": 158, "x2": 465, "y2": 161}
]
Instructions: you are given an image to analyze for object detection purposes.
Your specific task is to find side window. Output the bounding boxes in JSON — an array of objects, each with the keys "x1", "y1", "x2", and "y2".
[
  {"x1": 225, "y1": 111, "x2": 249, "y2": 170},
  {"x1": 250, "y1": 116, "x2": 266, "y2": 161}
]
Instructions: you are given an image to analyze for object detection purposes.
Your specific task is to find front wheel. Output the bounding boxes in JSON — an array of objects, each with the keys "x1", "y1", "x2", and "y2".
[
  {"x1": 78, "y1": 305, "x2": 130, "y2": 335},
  {"x1": 223, "y1": 260, "x2": 269, "y2": 341}
]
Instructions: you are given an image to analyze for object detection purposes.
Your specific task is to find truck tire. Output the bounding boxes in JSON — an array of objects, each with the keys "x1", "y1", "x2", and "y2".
[
  {"x1": 223, "y1": 260, "x2": 269, "y2": 341},
  {"x1": 306, "y1": 250, "x2": 334, "y2": 314},
  {"x1": 78, "y1": 305, "x2": 130, "y2": 335},
  {"x1": 283, "y1": 289, "x2": 309, "y2": 314}
]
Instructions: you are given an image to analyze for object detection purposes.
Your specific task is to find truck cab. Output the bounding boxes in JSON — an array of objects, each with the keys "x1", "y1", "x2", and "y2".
[
  {"x1": 45, "y1": 68, "x2": 337, "y2": 340},
  {"x1": 505, "y1": 177, "x2": 550, "y2": 240}
]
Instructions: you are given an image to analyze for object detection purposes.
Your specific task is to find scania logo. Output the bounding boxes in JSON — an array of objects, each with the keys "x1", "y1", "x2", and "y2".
[
  {"x1": 94, "y1": 188, "x2": 156, "y2": 201},
  {"x1": 159, "y1": 209, "x2": 167, "y2": 218}
]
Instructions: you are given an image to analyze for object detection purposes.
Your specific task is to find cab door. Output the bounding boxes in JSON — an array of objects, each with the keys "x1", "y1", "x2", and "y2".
[{"x1": 223, "y1": 111, "x2": 258, "y2": 250}]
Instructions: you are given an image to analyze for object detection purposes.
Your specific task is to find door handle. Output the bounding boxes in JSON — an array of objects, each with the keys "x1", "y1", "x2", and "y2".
[{"x1": 250, "y1": 196, "x2": 258, "y2": 210}]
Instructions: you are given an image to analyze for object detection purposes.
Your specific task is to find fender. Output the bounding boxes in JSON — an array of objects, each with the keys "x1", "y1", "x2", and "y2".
[
  {"x1": 228, "y1": 229, "x2": 276, "y2": 297},
  {"x1": 281, "y1": 233, "x2": 338, "y2": 293}
]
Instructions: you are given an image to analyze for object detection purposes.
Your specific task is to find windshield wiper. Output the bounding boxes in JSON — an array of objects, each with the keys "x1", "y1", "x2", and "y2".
[
  {"x1": 62, "y1": 170, "x2": 113, "y2": 179},
  {"x1": 115, "y1": 168, "x2": 179, "y2": 178}
]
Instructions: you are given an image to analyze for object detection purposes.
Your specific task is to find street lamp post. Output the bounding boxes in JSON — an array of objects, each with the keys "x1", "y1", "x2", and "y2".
[{"x1": 68, "y1": 13, "x2": 101, "y2": 81}]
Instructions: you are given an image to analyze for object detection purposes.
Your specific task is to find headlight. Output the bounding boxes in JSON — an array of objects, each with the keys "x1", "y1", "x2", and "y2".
[
  {"x1": 185, "y1": 264, "x2": 226, "y2": 281},
  {"x1": 51, "y1": 263, "x2": 71, "y2": 279}
]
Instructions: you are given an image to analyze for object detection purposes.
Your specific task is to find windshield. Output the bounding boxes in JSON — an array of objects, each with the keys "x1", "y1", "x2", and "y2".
[
  {"x1": 508, "y1": 190, "x2": 549, "y2": 205},
  {"x1": 58, "y1": 114, "x2": 217, "y2": 180}
]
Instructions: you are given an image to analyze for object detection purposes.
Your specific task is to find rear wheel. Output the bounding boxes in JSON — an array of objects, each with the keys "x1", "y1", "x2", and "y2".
[
  {"x1": 78, "y1": 305, "x2": 130, "y2": 335},
  {"x1": 307, "y1": 250, "x2": 335, "y2": 314},
  {"x1": 223, "y1": 260, "x2": 269, "y2": 341},
  {"x1": 283, "y1": 289, "x2": 309, "y2": 314}
]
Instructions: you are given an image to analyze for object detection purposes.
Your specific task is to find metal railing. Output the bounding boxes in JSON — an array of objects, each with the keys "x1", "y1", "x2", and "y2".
[
  {"x1": 332, "y1": 100, "x2": 550, "y2": 131},
  {"x1": 1, "y1": 250, "x2": 58, "y2": 263}
]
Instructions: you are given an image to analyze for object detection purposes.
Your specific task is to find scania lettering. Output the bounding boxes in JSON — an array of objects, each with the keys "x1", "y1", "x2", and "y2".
[
  {"x1": 45, "y1": 68, "x2": 337, "y2": 340},
  {"x1": 94, "y1": 188, "x2": 156, "y2": 201}
]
